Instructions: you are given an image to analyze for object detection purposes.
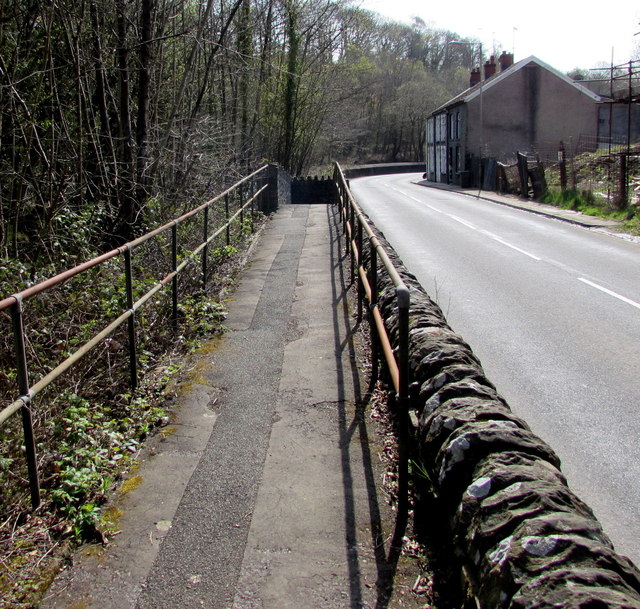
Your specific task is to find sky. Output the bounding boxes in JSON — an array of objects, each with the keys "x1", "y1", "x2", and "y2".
[{"x1": 358, "y1": 0, "x2": 639, "y2": 73}]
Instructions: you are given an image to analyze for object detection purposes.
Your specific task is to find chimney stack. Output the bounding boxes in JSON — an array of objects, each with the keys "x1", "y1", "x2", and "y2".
[
  {"x1": 470, "y1": 67, "x2": 481, "y2": 87},
  {"x1": 499, "y1": 51, "x2": 514, "y2": 71},
  {"x1": 484, "y1": 55, "x2": 497, "y2": 79}
]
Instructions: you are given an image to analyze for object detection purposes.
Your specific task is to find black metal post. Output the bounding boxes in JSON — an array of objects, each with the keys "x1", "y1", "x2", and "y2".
[
  {"x1": 369, "y1": 242, "x2": 379, "y2": 384},
  {"x1": 350, "y1": 204, "x2": 357, "y2": 285},
  {"x1": 202, "y1": 206, "x2": 209, "y2": 293},
  {"x1": 225, "y1": 193, "x2": 230, "y2": 246},
  {"x1": 396, "y1": 286, "x2": 411, "y2": 518},
  {"x1": 11, "y1": 297, "x2": 40, "y2": 509},
  {"x1": 171, "y1": 223, "x2": 178, "y2": 333},
  {"x1": 124, "y1": 249, "x2": 138, "y2": 391},
  {"x1": 357, "y1": 220, "x2": 363, "y2": 322},
  {"x1": 239, "y1": 183, "x2": 244, "y2": 233},
  {"x1": 342, "y1": 188, "x2": 348, "y2": 239},
  {"x1": 344, "y1": 204, "x2": 349, "y2": 257},
  {"x1": 250, "y1": 180, "x2": 256, "y2": 232}
]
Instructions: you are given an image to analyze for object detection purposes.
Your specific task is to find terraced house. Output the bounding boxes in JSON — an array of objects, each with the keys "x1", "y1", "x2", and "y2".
[{"x1": 425, "y1": 53, "x2": 604, "y2": 187}]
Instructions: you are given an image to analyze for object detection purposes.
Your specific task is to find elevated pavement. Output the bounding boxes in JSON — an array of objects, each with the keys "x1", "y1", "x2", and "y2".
[
  {"x1": 41, "y1": 203, "x2": 420, "y2": 609},
  {"x1": 415, "y1": 179, "x2": 623, "y2": 230}
]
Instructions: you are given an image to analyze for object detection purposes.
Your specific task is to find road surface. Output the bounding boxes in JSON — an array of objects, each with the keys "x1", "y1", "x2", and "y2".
[{"x1": 351, "y1": 173, "x2": 640, "y2": 566}]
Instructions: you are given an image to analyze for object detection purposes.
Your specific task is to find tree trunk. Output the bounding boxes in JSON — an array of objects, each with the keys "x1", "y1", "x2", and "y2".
[
  {"x1": 112, "y1": 0, "x2": 136, "y2": 243},
  {"x1": 136, "y1": 0, "x2": 153, "y2": 210},
  {"x1": 280, "y1": 2, "x2": 299, "y2": 172}
]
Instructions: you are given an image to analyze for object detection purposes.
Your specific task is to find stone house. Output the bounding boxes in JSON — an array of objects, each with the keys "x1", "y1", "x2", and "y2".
[{"x1": 425, "y1": 53, "x2": 604, "y2": 186}]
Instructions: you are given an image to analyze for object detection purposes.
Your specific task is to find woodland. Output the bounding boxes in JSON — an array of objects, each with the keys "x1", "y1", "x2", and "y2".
[
  {"x1": 1, "y1": 4, "x2": 636, "y2": 604},
  {"x1": 0, "y1": 0, "x2": 481, "y2": 266},
  {"x1": 0, "y1": 4, "x2": 486, "y2": 602}
]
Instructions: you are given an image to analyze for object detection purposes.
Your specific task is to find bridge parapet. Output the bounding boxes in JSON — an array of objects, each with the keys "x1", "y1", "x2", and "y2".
[
  {"x1": 291, "y1": 176, "x2": 335, "y2": 204},
  {"x1": 342, "y1": 162, "x2": 424, "y2": 180},
  {"x1": 336, "y1": 164, "x2": 640, "y2": 608},
  {"x1": 266, "y1": 163, "x2": 291, "y2": 211}
]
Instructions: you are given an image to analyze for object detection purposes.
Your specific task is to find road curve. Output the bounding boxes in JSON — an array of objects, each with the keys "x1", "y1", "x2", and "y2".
[{"x1": 351, "y1": 173, "x2": 640, "y2": 566}]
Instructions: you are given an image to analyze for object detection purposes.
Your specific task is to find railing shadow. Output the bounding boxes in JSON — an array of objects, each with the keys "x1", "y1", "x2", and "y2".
[{"x1": 326, "y1": 202, "x2": 408, "y2": 609}]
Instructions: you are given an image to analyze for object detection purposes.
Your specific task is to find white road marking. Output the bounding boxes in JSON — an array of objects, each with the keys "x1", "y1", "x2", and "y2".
[
  {"x1": 448, "y1": 214, "x2": 476, "y2": 230},
  {"x1": 390, "y1": 186, "x2": 443, "y2": 212},
  {"x1": 391, "y1": 181, "x2": 542, "y2": 261},
  {"x1": 480, "y1": 232, "x2": 542, "y2": 261},
  {"x1": 578, "y1": 278, "x2": 640, "y2": 311},
  {"x1": 446, "y1": 214, "x2": 541, "y2": 260}
]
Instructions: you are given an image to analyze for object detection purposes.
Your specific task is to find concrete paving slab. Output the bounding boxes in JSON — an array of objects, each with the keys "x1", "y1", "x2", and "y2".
[
  {"x1": 40, "y1": 380, "x2": 221, "y2": 609},
  {"x1": 231, "y1": 205, "x2": 389, "y2": 609},
  {"x1": 41, "y1": 203, "x2": 420, "y2": 609}
]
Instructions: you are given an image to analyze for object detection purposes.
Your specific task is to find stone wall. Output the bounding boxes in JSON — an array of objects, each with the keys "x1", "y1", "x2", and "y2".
[
  {"x1": 343, "y1": 163, "x2": 425, "y2": 180},
  {"x1": 262, "y1": 164, "x2": 291, "y2": 213},
  {"x1": 370, "y1": 230, "x2": 640, "y2": 608}
]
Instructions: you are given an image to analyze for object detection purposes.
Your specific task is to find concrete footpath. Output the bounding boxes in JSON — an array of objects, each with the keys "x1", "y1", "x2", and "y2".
[
  {"x1": 417, "y1": 179, "x2": 623, "y2": 230},
  {"x1": 42, "y1": 204, "x2": 420, "y2": 609}
]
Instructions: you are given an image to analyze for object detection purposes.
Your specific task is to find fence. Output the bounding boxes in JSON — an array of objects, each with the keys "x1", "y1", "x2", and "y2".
[
  {"x1": 333, "y1": 161, "x2": 412, "y2": 514},
  {"x1": 0, "y1": 166, "x2": 271, "y2": 510},
  {"x1": 491, "y1": 138, "x2": 640, "y2": 208},
  {"x1": 531, "y1": 137, "x2": 637, "y2": 206}
]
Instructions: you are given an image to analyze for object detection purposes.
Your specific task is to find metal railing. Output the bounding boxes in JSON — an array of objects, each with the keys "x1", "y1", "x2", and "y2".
[
  {"x1": 333, "y1": 162, "x2": 411, "y2": 513},
  {"x1": 0, "y1": 165, "x2": 270, "y2": 509}
]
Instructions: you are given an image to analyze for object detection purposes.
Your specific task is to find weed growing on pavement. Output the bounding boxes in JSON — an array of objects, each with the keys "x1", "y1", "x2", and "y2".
[{"x1": 0, "y1": 212, "x2": 267, "y2": 608}]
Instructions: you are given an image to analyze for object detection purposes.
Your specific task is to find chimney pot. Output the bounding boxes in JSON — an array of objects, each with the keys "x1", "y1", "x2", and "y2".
[
  {"x1": 484, "y1": 55, "x2": 497, "y2": 79},
  {"x1": 470, "y1": 67, "x2": 481, "y2": 87},
  {"x1": 499, "y1": 51, "x2": 514, "y2": 71}
]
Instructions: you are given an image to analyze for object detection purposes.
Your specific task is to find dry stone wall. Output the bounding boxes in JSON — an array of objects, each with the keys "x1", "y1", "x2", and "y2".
[{"x1": 371, "y1": 230, "x2": 640, "y2": 608}]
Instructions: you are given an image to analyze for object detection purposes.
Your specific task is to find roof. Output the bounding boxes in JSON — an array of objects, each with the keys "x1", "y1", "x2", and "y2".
[{"x1": 430, "y1": 55, "x2": 605, "y2": 116}]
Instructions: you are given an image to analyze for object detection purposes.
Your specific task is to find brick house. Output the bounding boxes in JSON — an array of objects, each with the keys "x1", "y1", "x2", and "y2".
[{"x1": 425, "y1": 53, "x2": 604, "y2": 186}]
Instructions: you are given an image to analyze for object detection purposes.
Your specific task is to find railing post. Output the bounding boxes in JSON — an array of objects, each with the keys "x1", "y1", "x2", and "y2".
[
  {"x1": 345, "y1": 203, "x2": 351, "y2": 258},
  {"x1": 202, "y1": 206, "x2": 209, "y2": 293},
  {"x1": 171, "y1": 222, "x2": 178, "y2": 333},
  {"x1": 396, "y1": 285, "x2": 411, "y2": 517},
  {"x1": 344, "y1": 180, "x2": 351, "y2": 236},
  {"x1": 239, "y1": 183, "x2": 244, "y2": 233},
  {"x1": 369, "y1": 242, "x2": 379, "y2": 384},
  {"x1": 10, "y1": 297, "x2": 40, "y2": 509},
  {"x1": 357, "y1": 220, "x2": 363, "y2": 322},
  {"x1": 250, "y1": 180, "x2": 256, "y2": 232},
  {"x1": 124, "y1": 249, "x2": 138, "y2": 391},
  {"x1": 342, "y1": 186, "x2": 348, "y2": 237},
  {"x1": 225, "y1": 193, "x2": 230, "y2": 246},
  {"x1": 349, "y1": 205, "x2": 356, "y2": 285}
]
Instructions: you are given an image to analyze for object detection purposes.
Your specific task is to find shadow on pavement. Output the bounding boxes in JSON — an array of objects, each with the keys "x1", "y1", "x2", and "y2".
[{"x1": 327, "y1": 203, "x2": 409, "y2": 609}]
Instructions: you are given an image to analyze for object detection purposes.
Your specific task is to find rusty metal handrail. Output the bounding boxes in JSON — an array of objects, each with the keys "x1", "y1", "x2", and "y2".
[
  {"x1": 333, "y1": 163, "x2": 409, "y2": 393},
  {"x1": 333, "y1": 162, "x2": 411, "y2": 514},
  {"x1": 0, "y1": 166, "x2": 267, "y2": 314},
  {"x1": 1, "y1": 166, "x2": 269, "y2": 508}
]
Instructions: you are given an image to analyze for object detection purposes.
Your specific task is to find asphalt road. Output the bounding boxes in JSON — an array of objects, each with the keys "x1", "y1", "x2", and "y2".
[{"x1": 351, "y1": 173, "x2": 640, "y2": 566}]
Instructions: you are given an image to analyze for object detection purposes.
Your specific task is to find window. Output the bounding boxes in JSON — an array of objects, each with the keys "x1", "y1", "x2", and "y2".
[{"x1": 449, "y1": 110, "x2": 461, "y2": 140}]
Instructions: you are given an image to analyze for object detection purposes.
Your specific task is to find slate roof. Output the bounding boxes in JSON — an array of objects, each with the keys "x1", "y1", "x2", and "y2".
[{"x1": 430, "y1": 55, "x2": 605, "y2": 115}]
